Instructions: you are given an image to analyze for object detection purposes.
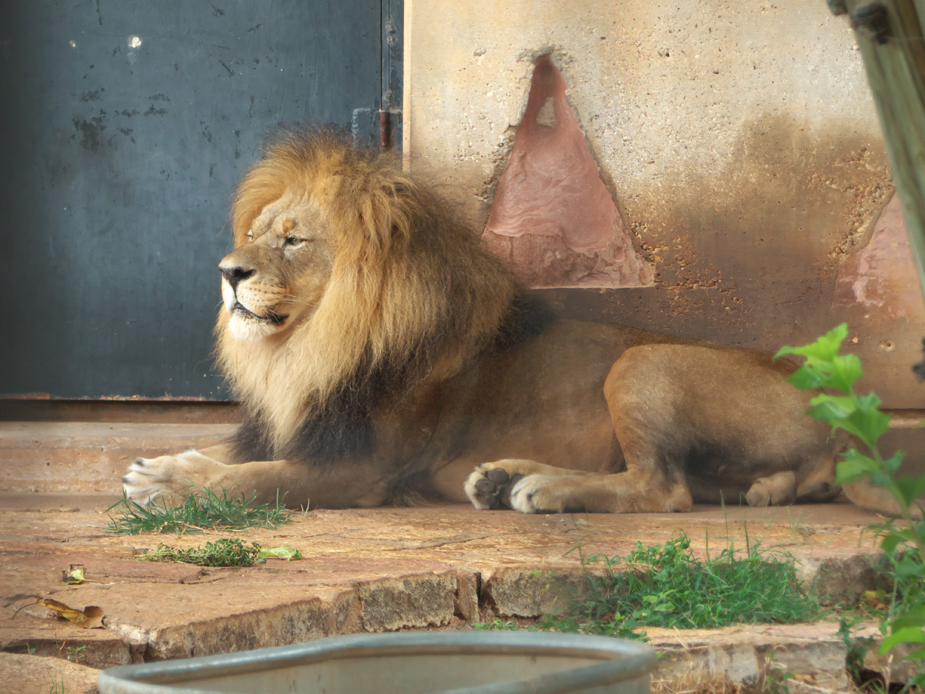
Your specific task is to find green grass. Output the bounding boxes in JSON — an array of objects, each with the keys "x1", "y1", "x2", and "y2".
[
  {"x1": 135, "y1": 538, "x2": 262, "y2": 567},
  {"x1": 501, "y1": 532, "x2": 820, "y2": 641},
  {"x1": 106, "y1": 488, "x2": 291, "y2": 535},
  {"x1": 473, "y1": 619, "x2": 534, "y2": 632}
]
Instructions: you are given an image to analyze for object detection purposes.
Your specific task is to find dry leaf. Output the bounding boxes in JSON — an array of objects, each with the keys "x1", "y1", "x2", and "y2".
[
  {"x1": 14, "y1": 598, "x2": 105, "y2": 628},
  {"x1": 40, "y1": 599, "x2": 105, "y2": 628}
]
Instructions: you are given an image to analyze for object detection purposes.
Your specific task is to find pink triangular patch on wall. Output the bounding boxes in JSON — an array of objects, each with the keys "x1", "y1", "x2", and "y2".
[{"x1": 483, "y1": 55, "x2": 653, "y2": 288}]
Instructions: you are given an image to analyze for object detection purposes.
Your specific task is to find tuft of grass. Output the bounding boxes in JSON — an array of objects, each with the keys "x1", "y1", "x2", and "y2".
[
  {"x1": 541, "y1": 533, "x2": 819, "y2": 640},
  {"x1": 135, "y1": 538, "x2": 262, "y2": 567},
  {"x1": 64, "y1": 645, "x2": 86, "y2": 662},
  {"x1": 472, "y1": 619, "x2": 523, "y2": 632},
  {"x1": 106, "y1": 488, "x2": 291, "y2": 535}
]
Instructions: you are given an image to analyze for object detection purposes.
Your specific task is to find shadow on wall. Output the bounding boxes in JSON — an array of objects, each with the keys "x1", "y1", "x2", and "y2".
[
  {"x1": 529, "y1": 113, "x2": 923, "y2": 409},
  {"x1": 475, "y1": 51, "x2": 922, "y2": 411}
]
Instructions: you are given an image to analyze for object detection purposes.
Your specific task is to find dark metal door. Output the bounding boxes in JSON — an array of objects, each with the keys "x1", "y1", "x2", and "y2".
[{"x1": 0, "y1": 0, "x2": 399, "y2": 399}]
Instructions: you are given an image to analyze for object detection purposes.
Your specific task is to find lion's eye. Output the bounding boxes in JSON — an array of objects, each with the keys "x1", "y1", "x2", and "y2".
[
  {"x1": 283, "y1": 236, "x2": 308, "y2": 248},
  {"x1": 244, "y1": 232, "x2": 254, "y2": 243}
]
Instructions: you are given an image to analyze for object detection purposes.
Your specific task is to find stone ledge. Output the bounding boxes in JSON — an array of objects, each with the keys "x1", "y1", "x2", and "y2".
[
  {"x1": 0, "y1": 497, "x2": 897, "y2": 685},
  {"x1": 2, "y1": 652, "x2": 101, "y2": 694}
]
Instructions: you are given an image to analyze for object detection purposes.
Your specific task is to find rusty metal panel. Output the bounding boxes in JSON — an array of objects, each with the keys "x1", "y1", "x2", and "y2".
[{"x1": 0, "y1": 0, "x2": 381, "y2": 399}]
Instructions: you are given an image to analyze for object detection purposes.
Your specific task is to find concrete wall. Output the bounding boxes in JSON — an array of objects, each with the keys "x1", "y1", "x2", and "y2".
[{"x1": 405, "y1": 0, "x2": 925, "y2": 408}]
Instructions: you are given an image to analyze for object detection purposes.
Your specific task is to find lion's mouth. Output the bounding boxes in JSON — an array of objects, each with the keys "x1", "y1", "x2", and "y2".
[{"x1": 233, "y1": 302, "x2": 289, "y2": 326}]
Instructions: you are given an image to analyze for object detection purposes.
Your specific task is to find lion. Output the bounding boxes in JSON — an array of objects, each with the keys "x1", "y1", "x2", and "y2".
[{"x1": 122, "y1": 130, "x2": 893, "y2": 515}]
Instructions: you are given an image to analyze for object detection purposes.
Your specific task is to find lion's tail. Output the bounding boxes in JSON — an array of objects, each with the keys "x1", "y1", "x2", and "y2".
[{"x1": 842, "y1": 479, "x2": 923, "y2": 519}]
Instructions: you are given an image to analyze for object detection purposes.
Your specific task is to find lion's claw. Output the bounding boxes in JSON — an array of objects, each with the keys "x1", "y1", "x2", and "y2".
[{"x1": 122, "y1": 450, "x2": 227, "y2": 505}]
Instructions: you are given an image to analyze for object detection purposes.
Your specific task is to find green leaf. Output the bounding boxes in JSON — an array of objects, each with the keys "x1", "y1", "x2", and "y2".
[
  {"x1": 879, "y1": 626, "x2": 925, "y2": 654},
  {"x1": 784, "y1": 356, "x2": 863, "y2": 394},
  {"x1": 888, "y1": 527, "x2": 919, "y2": 545},
  {"x1": 807, "y1": 393, "x2": 891, "y2": 449},
  {"x1": 834, "y1": 450, "x2": 879, "y2": 485},
  {"x1": 828, "y1": 354, "x2": 864, "y2": 392},
  {"x1": 883, "y1": 451, "x2": 905, "y2": 475},
  {"x1": 787, "y1": 364, "x2": 828, "y2": 390},
  {"x1": 891, "y1": 607, "x2": 925, "y2": 630},
  {"x1": 776, "y1": 325, "x2": 864, "y2": 394},
  {"x1": 808, "y1": 394, "x2": 855, "y2": 424},
  {"x1": 869, "y1": 471, "x2": 891, "y2": 487},
  {"x1": 880, "y1": 532, "x2": 905, "y2": 554},
  {"x1": 894, "y1": 555, "x2": 925, "y2": 578},
  {"x1": 848, "y1": 393, "x2": 892, "y2": 447},
  {"x1": 774, "y1": 324, "x2": 848, "y2": 362},
  {"x1": 257, "y1": 546, "x2": 302, "y2": 561},
  {"x1": 894, "y1": 475, "x2": 925, "y2": 506}
]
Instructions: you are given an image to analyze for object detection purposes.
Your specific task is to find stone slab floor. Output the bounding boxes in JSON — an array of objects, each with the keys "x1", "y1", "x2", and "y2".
[{"x1": 0, "y1": 421, "x2": 906, "y2": 692}]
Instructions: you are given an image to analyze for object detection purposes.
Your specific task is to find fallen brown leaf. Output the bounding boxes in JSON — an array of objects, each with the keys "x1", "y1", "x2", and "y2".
[{"x1": 13, "y1": 598, "x2": 105, "y2": 628}]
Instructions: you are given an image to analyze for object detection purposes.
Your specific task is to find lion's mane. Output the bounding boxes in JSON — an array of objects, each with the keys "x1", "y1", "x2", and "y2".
[{"x1": 216, "y1": 131, "x2": 521, "y2": 462}]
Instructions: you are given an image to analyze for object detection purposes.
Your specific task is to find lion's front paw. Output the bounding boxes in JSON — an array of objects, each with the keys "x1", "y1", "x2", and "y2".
[
  {"x1": 122, "y1": 450, "x2": 227, "y2": 505},
  {"x1": 464, "y1": 463, "x2": 525, "y2": 510}
]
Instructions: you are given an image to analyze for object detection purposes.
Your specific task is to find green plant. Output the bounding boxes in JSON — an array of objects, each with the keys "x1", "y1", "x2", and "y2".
[
  {"x1": 64, "y1": 645, "x2": 86, "y2": 662},
  {"x1": 472, "y1": 619, "x2": 525, "y2": 631},
  {"x1": 838, "y1": 614, "x2": 873, "y2": 684},
  {"x1": 541, "y1": 533, "x2": 819, "y2": 640},
  {"x1": 135, "y1": 538, "x2": 262, "y2": 567},
  {"x1": 106, "y1": 488, "x2": 291, "y2": 535},
  {"x1": 778, "y1": 323, "x2": 925, "y2": 689},
  {"x1": 756, "y1": 650, "x2": 796, "y2": 694}
]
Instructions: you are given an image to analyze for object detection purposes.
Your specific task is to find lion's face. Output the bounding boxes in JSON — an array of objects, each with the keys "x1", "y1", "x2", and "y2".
[{"x1": 219, "y1": 190, "x2": 333, "y2": 341}]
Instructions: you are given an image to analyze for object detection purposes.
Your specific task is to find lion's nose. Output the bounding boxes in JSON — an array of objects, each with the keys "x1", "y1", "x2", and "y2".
[{"x1": 219, "y1": 264, "x2": 255, "y2": 291}]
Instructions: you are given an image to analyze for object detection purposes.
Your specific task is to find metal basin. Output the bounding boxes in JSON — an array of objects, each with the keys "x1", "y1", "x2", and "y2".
[{"x1": 98, "y1": 631, "x2": 657, "y2": 694}]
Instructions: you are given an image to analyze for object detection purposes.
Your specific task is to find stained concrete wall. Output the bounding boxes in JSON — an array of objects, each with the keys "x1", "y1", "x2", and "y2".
[{"x1": 405, "y1": 0, "x2": 925, "y2": 408}]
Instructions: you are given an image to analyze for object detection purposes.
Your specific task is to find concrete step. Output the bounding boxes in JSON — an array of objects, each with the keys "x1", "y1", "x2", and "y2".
[
  {"x1": 0, "y1": 422, "x2": 235, "y2": 495},
  {"x1": 2, "y1": 416, "x2": 921, "y2": 497}
]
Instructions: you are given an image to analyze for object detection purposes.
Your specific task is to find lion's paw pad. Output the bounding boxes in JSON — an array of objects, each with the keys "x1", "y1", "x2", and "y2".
[{"x1": 464, "y1": 465, "x2": 524, "y2": 510}]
